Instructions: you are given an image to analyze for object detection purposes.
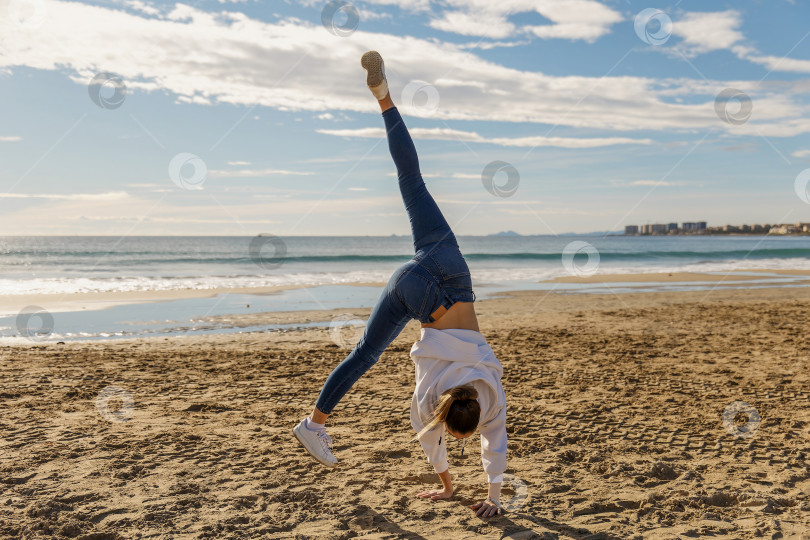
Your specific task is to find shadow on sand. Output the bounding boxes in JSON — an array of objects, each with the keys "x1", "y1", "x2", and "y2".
[{"x1": 361, "y1": 504, "x2": 623, "y2": 539}]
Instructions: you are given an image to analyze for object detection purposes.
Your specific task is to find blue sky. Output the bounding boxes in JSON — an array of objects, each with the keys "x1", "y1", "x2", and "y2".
[{"x1": 1, "y1": 0, "x2": 809, "y2": 235}]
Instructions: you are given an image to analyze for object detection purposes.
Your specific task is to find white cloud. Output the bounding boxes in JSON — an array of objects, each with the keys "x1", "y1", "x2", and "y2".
[
  {"x1": 792, "y1": 149, "x2": 810, "y2": 158},
  {"x1": 123, "y1": 0, "x2": 160, "y2": 16},
  {"x1": 429, "y1": 0, "x2": 622, "y2": 42},
  {"x1": 207, "y1": 168, "x2": 313, "y2": 177},
  {"x1": 522, "y1": 0, "x2": 623, "y2": 41},
  {"x1": 429, "y1": 10, "x2": 516, "y2": 39},
  {"x1": 671, "y1": 10, "x2": 810, "y2": 74},
  {"x1": 611, "y1": 180, "x2": 693, "y2": 187},
  {"x1": 458, "y1": 39, "x2": 532, "y2": 51},
  {"x1": 76, "y1": 215, "x2": 279, "y2": 224},
  {"x1": 356, "y1": 7, "x2": 392, "y2": 21},
  {"x1": 0, "y1": 136, "x2": 22, "y2": 141},
  {"x1": 672, "y1": 10, "x2": 745, "y2": 55},
  {"x1": 0, "y1": 0, "x2": 807, "y2": 139},
  {"x1": 348, "y1": 0, "x2": 431, "y2": 11},
  {"x1": 226, "y1": 160, "x2": 251, "y2": 166},
  {"x1": 0, "y1": 191, "x2": 129, "y2": 200},
  {"x1": 318, "y1": 126, "x2": 652, "y2": 148},
  {"x1": 744, "y1": 54, "x2": 810, "y2": 74},
  {"x1": 0, "y1": 189, "x2": 417, "y2": 235}
]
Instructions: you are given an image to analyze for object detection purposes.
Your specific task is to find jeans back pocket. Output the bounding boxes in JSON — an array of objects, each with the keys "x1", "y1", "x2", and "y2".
[{"x1": 395, "y1": 268, "x2": 439, "y2": 321}]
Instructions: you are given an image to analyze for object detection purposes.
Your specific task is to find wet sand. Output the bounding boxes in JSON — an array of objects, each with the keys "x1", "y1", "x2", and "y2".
[
  {"x1": 4, "y1": 269, "x2": 809, "y2": 317},
  {"x1": 0, "y1": 283, "x2": 388, "y2": 316},
  {"x1": 1, "y1": 285, "x2": 809, "y2": 538},
  {"x1": 545, "y1": 269, "x2": 810, "y2": 284}
]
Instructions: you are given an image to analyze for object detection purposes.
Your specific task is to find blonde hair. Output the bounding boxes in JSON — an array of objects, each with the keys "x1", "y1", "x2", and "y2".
[{"x1": 415, "y1": 385, "x2": 480, "y2": 440}]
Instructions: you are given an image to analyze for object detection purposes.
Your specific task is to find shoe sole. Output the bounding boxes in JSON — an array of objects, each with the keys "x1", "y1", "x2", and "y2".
[
  {"x1": 293, "y1": 424, "x2": 338, "y2": 468},
  {"x1": 361, "y1": 51, "x2": 385, "y2": 88}
]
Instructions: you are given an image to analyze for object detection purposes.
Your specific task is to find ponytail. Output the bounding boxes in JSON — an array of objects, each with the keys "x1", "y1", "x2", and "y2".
[{"x1": 415, "y1": 385, "x2": 481, "y2": 440}]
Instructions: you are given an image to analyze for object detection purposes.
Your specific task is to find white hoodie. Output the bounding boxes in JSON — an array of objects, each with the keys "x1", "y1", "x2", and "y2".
[{"x1": 409, "y1": 327, "x2": 507, "y2": 483}]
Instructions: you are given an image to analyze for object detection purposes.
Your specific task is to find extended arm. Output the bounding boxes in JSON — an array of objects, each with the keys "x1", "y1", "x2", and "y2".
[
  {"x1": 471, "y1": 405, "x2": 507, "y2": 517},
  {"x1": 412, "y1": 420, "x2": 454, "y2": 499}
]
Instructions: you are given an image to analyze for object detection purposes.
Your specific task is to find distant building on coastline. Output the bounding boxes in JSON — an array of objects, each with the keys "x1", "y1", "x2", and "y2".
[
  {"x1": 636, "y1": 223, "x2": 669, "y2": 235},
  {"x1": 623, "y1": 220, "x2": 808, "y2": 236},
  {"x1": 769, "y1": 222, "x2": 810, "y2": 234},
  {"x1": 770, "y1": 224, "x2": 799, "y2": 234},
  {"x1": 681, "y1": 222, "x2": 707, "y2": 232}
]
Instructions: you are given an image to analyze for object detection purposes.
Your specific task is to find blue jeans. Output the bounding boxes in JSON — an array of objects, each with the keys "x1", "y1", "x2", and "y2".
[{"x1": 315, "y1": 107, "x2": 475, "y2": 414}]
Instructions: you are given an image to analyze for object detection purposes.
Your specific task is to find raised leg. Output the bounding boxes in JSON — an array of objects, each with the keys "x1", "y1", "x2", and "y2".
[{"x1": 382, "y1": 105, "x2": 457, "y2": 253}]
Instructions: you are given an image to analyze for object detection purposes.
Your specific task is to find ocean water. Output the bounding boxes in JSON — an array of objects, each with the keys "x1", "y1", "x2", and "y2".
[
  {"x1": 2, "y1": 235, "x2": 810, "y2": 296},
  {"x1": 1, "y1": 235, "x2": 809, "y2": 341}
]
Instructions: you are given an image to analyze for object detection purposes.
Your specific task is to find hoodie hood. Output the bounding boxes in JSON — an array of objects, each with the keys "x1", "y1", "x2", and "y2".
[{"x1": 410, "y1": 327, "x2": 505, "y2": 431}]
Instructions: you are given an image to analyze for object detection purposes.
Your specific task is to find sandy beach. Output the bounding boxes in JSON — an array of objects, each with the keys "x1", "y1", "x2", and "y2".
[
  {"x1": 1, "y1": 281, "x2": 809, "y2": 539},
  {"x1": 5, "y1": 0, "x2": 810, "y2": 536}
]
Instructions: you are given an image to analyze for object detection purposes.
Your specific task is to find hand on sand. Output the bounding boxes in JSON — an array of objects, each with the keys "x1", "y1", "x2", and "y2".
[
  {"x1": 471, "y1": 500, "x2": 501, "y2": 518},
  {"x1": 416, "y1": 488, "x2": 453, "y2": 501}
]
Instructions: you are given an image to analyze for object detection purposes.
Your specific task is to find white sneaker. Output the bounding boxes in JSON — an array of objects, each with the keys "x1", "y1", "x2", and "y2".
[
  {"x1": 361, "y1": 50, "x2": 389, "y2": 100},
  {"x1": 293, "y1": 418, "x2": 338, "y2": 467}
]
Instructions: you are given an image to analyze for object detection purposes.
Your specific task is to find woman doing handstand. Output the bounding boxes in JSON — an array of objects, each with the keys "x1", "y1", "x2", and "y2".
[{"x1": 293, "y1": 51, "x2": 508, "y2": 518}]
